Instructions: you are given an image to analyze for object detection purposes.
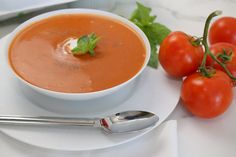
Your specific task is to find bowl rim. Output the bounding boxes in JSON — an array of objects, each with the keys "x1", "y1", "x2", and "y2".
[{"x1": 7, "y1": 8, "x2": 151, "y2": 97}]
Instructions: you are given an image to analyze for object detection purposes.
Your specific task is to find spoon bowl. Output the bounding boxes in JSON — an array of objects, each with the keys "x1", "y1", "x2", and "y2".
[{"x1": 101, "y1": 111, "x2": 159, "y2": 133}]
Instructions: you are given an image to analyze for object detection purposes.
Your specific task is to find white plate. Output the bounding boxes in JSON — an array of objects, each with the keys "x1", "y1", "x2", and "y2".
[
  {"x1": 0, "y1": 0, "x2": 77, "y2": 21},
  {"x1": 0, "y1": 35, "x2": 181, "y2": 151}
]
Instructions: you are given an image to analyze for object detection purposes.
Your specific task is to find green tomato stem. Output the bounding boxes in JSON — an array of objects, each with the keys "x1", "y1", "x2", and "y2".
[
  {"x1": 199, "y1": 11, "x2": 222, "y2": 77},
  {"x1": 208, "y1": 52, "x2": 236, "y2": 80},
  {"x1": 199, "y1": 10, "x2": 236, "y2": 80}
]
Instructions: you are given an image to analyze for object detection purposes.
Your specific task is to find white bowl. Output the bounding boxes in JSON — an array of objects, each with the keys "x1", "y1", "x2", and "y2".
[{"x1": 6, "y1": 9, "x2": 151, "y2": 101}]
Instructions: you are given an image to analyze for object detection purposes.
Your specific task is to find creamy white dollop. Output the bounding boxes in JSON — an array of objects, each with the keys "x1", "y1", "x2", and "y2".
[
  {"x1": 60, "y1": 38, "x2": 78, "y2": 55},
  {"x1": 53, "y1": 38, "x2": 83, "y2": 68}
]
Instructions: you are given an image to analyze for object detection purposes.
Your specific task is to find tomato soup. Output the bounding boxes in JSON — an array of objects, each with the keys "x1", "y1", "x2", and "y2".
[{"x1": 9, "y1": 14, "x2": 146, "y2": 93}]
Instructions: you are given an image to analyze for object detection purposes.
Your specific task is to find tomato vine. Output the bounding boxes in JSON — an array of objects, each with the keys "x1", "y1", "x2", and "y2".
[{"x1": 199, "y1": 10, "x2": 236, "y2": 80}]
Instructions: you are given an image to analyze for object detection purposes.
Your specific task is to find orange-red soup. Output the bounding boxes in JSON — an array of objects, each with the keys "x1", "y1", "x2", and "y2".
[{"x1": 9, "y1": 14, "x2": 146, "y2": 93}]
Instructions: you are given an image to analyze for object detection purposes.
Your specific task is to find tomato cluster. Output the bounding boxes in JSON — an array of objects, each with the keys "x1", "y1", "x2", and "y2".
[{"x1": 159, "y1": 13, "x2": 236, "y2": 118}]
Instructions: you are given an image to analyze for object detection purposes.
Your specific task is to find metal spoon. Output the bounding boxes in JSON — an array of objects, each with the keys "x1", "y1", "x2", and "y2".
[{"x1": 0, "y1": 111, "x2": 159, "y2": 133}]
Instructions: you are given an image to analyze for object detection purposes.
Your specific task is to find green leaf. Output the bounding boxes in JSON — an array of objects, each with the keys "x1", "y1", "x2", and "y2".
[
  {"x1": 77, "y1": 36, "x2": 89, "y2": 53},
  {"x1": 89, "y1": 49, "x2": 95, "y2": 56},
  {"x1": 130, "y1": 2, "x2": 156, "y2": 26},
  {"x1": 71, "y1": 47, "x2": 80, "y2": 53},
  {"x1": 148, "y1": 45, "x2": 158, "y2": 68},
  {"x1": 130, "y1": 2, "x2": 171, "y2": 69},
  {"x1": 150, "y1": 23, "x2": 171, "y2": 45},
  {"x1": 88, "y1": 33, "x2": 100, "y2": 50},
  {"x1": 72, "y1": 33, "x2": 100, "y2": 56}
]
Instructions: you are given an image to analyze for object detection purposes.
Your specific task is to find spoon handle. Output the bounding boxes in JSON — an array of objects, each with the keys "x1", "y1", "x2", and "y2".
[{"x1": 0, "y1": 116, "x2": 101, "y2": 127}]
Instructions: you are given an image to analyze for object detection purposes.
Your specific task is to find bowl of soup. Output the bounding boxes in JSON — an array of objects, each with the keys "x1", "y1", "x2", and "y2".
[{"x1": 7, "y1": 9, "x2": 150, "y2": 100}]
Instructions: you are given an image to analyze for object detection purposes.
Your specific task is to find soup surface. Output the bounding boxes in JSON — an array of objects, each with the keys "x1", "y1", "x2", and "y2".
[{"x1": 9, "y1": 14, "x2": 146, "y2": 93}]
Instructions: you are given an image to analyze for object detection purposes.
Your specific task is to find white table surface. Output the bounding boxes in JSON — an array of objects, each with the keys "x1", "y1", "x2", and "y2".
[{"x1": 0, "y1": 0, "x2": 235, "y2": 156}]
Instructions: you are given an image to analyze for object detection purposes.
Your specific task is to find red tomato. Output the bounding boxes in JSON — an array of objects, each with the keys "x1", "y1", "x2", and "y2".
[
  {"x1": 159, "y1": 31, "x2": 203, "y2": 77},
  {"x1": 209, "y1": 17, "x2": 236, "y2": 46},
  {"x1": 181, "y1": 71, "x2": 233, "y2": 118},
  {"x1": 206, "y1": 42, "x2": 236, "y2": 77}
]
